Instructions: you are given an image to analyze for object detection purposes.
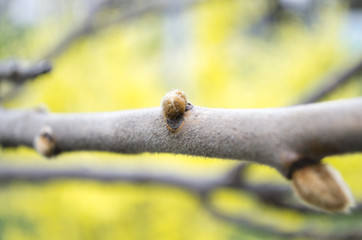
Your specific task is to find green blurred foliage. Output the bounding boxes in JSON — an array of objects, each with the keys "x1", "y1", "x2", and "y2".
[{"x1": 1, "y1": 0, "x2": 362, "y2": 239}]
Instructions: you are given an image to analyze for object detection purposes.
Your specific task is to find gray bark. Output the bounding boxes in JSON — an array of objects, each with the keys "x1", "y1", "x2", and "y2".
[{"x1": 1, "y1": 98, "x2": 362, "y2": 177}]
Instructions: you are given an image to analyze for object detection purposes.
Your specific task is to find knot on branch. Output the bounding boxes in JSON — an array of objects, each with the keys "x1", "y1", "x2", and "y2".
[
  {"x1": 161, "y1": 90, "x2": 192, "y2": 131},
  {"x1": 291, "y1": 163, "x2": 355, "y2": 213},
  {"x1": 33, "y1": 126, "x2": 58, "y2": 158}
]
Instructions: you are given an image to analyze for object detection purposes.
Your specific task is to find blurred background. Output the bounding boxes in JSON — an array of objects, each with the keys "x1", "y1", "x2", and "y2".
[{"x1": 1, "y1": 0, "x2": 362, "y2": 239}]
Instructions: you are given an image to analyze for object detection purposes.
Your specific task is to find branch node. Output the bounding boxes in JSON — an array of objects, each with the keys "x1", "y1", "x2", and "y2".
[
  {"x1": 161, "y1": 90, "x2": 192, "y2": 131},
  {"x1": 291, "y1": 163, "x2": 355, "y2": 213},
  {"x1": 33, "y1": 126, "x2": 58, "y2": 158}
]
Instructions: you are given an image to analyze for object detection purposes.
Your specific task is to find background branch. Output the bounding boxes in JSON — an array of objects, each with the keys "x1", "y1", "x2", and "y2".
[
  {"x1": 0, "y1": 60, "x2": 51, "y2": 83},
  {"x1": 43, "y1": 0, "x2": 203, "y2": 60},
  {"x1": 1, "y1": 163, "x2": 361, "y2": 239},
  {"x1": 204, "y1": 199, "x2": 362, "y2": 240},
  {"x1": 298, "y1": 58, "x2": 362, "y2": 104},
  {"x1": 0, "y1": 162, "x2": 238, "y2": 190},
  {"x1": 0, "y1": 60, "x2": 52, "y2": 103}
]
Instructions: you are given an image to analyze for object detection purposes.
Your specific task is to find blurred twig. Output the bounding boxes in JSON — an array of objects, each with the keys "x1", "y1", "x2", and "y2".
[
  {"x1": 298, "y1": 58, "x2": 362, "y2": 104},
  {"x1": 0, "y1": 163, "x2": 361, "y2": 239},
  {"x1": 41, "y1": 0, "x2": 114, "y2": 60},
  {"x1": 0, "y1": 60, "x2": 52, "y2": 102},
  {"x1": 43, "y1": 0, "x2": 203, "y2": 60},
  {"x1": 0, "y1": 163, "x2": 245, "y2": 191},
  {"x1": 0, "y1": 60, "x2": 51, "y2": 83},
  {"x1": 204, "y1": 199, "x2": 362, "y2": 240}
]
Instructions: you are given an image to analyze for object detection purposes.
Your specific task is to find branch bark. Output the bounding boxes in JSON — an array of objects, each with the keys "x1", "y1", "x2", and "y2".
[{"x1": 1, "y1": 97, "x2": 362, "y2": 177}]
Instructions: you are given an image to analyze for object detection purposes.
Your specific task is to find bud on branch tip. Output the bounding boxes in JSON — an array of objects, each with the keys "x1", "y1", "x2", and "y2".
[{"x1": 291, "y1": 164, "x2": 355, "y2": 213}]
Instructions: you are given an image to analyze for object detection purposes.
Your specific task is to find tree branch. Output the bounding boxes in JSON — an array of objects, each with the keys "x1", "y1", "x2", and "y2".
[{"x1": 1, "y1": 98, "x2": 362, "y2": 177}]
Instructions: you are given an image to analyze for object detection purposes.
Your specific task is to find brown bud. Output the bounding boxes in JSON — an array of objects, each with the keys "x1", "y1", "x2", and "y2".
[
  {"x1": 292, "y1": 164, "x2": 355, "y2": 213},
  {"x1": 161, "y1": 90, "x2": 187, "y2": 119},
  {"x1": 161, "y1": 90, "x2": 192, "y2": 131}
]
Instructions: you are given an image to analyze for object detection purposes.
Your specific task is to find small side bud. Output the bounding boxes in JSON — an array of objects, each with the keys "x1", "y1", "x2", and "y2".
[
  {"x1": 162, "y1": 90, "x2": 187, "y2": 119},
  {"x1": 34, "y1": 126, "x2": 57, "y2": 158},
  {"x1": 161, "y1": 90, "x2": 192, "y2": 131},
  {"x1": 291, "y1": 164, "x2": 355, "y2": 213}
]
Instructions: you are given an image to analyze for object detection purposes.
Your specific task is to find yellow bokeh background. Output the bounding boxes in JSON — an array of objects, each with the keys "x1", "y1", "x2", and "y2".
[{"x1": 1, "y1": 1, "x2": 362, "y2": 239}]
